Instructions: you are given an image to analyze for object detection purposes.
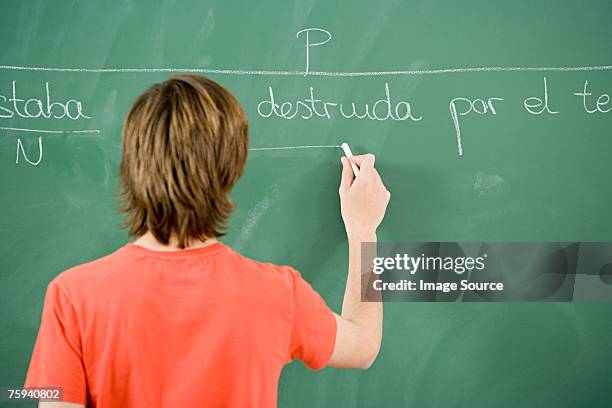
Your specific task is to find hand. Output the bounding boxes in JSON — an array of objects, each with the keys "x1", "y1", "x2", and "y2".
[{"x1": 338, "y1": 154, "x2": 390, "y2": 240}]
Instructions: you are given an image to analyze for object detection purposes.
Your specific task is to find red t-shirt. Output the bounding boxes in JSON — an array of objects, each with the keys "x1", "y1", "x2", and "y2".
[{"x1": 25, "y1": 242, "x2": 337, "y2": 407}]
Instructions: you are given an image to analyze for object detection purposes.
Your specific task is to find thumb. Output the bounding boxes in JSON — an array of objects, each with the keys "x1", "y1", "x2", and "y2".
[{"x1": 339, "y1": 157, "x2": 354, "y2": 193}]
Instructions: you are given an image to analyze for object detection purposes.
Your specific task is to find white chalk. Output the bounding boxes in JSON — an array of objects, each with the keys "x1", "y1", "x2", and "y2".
[{"x1": 341, "y1": 142, "x2": 360, "y2": 177}]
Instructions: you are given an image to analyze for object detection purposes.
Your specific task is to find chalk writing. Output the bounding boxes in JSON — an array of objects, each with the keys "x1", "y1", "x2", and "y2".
[
  {"x1": 15, "y1": 137, "x2": 43, "y2": 166},
  {"x1": 0, "y1": 81, "x2": 98, "y2": 165},
  {"x1": 523, "y1": 77, "x2": 558, "y2": 115},
  {"x1": 449, "y1": 97, "x2": 504, "y2": 157},
  {"x1": 0, "y1": 81, "x2": 91, "y2": 120},
  {"x1": 574, "y1": 81, "x2": 612, "y2": 113},
  {"x1": 2, "y1": 28, "x2": 612, "y2": 161},
  {"x1": 296, "y1": 28, "x2": 332, "y2": 76},
  {"x1": 257, "y1": 83, "x2": 422, "y2": 122}
]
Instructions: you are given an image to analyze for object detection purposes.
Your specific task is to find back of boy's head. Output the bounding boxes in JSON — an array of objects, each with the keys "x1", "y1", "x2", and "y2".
[{"x1": 119, "y1": 75, "x2": 249, "y2": 248}]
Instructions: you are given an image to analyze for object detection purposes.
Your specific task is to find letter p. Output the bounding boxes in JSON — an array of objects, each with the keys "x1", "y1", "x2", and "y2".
[{"x1": 296, "y1": 28, "x2": 332, "y2": 76}]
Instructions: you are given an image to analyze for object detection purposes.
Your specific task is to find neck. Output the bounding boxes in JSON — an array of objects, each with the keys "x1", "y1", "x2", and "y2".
[{"x1": 133, "y1": 232, "x2": 218, "y2": 252}]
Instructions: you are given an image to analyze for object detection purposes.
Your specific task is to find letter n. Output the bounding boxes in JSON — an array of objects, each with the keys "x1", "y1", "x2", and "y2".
[{"x1": 16, "y1": 137, "x2": 43, "y2": 166}]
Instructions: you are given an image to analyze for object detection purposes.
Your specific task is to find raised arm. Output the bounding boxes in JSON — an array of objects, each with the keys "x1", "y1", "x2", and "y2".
[{"x1": 327, "y1": 154, "x2": 390, "y2": 369}]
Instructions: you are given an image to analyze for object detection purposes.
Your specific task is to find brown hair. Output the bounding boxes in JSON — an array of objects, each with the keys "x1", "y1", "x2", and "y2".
[{"x1": 119, "y1": 75, "x2": 249, "y2": 248}]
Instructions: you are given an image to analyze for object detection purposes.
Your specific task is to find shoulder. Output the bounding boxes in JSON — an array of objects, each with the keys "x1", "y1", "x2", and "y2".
[
  {"x1": 50, "y1": 245, "x2": 133, "y2": 300},
  {"x1": 223, "y1": 247, "x2": 302, "y2": 289},
  {"x1": 230, "y1": 250, "x2": 299, "y2": 280}
]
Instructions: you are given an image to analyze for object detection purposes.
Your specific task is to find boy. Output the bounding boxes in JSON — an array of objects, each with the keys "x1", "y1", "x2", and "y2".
[{"x1": 25, "y1": 75, "x2": 390, "y2": 407}]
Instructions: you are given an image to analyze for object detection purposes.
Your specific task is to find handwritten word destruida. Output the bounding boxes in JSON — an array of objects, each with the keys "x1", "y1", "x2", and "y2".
[{"x1": 257, "y1": 82, "x2": 422, "y2": 122}]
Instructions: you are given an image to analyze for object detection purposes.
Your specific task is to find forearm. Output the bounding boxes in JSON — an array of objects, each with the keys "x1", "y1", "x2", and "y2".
[{"x1": 340, "y1": 232, "x2": 383, "y2": 360}]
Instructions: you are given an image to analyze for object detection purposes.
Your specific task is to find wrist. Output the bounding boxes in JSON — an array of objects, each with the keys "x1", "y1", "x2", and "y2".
[{"x1": 346, "y1": 230, "x2": 377, "y2": 244}]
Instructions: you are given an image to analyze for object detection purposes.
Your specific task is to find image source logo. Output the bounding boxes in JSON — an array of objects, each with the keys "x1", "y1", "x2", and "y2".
[{"x1": 361, "y1": 242, "x2": 612, "y2": 302}]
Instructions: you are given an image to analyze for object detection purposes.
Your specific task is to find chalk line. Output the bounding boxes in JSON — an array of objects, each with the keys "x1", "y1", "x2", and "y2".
[
  {"x1": 1, "y1": 127, "x2": 337, "y2": 154},
  {"x1": 1, "y1": 64, "x2": 612, "y2": 76},
  {"x1": 0, "y1": 126, "x2": 100, "y2": 134},
  {"x1": 249, "y1": 145, "x2": 341, "y2": 151}
]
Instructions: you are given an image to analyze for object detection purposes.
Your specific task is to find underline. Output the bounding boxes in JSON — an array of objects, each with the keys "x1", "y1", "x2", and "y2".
[
  {"x1": 0, "y1": 126, "x2": 100, "y2": 134},
  {"x1": 249, "y1": 145, "x2": 341, "y2": 151},
  {"x1": 0, "y1": 128, "x2": 335, "y2": 152},
  {"x1": 1, "y1": 64, "x2": 612, "y2": 76}
]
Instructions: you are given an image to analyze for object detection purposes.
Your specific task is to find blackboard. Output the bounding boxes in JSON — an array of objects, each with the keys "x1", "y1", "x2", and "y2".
[{"x1": 1, "y1": 0, "x2": 611, "y2": 406}]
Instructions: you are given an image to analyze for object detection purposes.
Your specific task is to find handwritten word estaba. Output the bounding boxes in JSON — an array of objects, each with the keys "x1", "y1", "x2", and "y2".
[{"x1": 0, "y1": 81, "x2": 91, "y2": 120}]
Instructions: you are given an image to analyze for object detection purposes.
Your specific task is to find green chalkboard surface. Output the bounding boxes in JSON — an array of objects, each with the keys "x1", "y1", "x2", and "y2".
[{"x1": 1, "y1": 0, "x2": 611, "y2": 406}]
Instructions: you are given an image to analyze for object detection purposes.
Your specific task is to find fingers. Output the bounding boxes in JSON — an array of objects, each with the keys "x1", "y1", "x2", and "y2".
[
  {"x1": 339, "y1": 157, "x2": 354, "y2": 194},
  {"x1": 350, "y1": 154, "x2": 381, "y2": 184},
  {"x1": 349, "y1": 154, "x2": 375, "y2": 170},
  {"x1": 361, "y1": 160, "x2": 390, "y2": 198},
  {"x1": 341, "y1": 153, "x2": 390, "y2": 197}
]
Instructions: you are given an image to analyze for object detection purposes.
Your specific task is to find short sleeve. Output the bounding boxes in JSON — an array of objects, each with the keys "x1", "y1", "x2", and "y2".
[
  {"x1": 25, "y1": 281, "x2": 87, "y2": 404},
  {"x1": 287, "y1": 268, "x2": 337, "y2": 370}
]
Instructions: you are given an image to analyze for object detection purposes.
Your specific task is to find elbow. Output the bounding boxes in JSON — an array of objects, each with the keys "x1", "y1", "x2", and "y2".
[
  {"x1": 330, "y1": 316, "x2": 383, "y2": 370},
  {"x1": 356, "y1": 359, "x2": 374, "y2": 370},
  {"x1": 354, "y1": 324, "x2": 382, "y2": 370},
  {"x1": 356, "y1": 342, "x2": 381, "y2": 370}
]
